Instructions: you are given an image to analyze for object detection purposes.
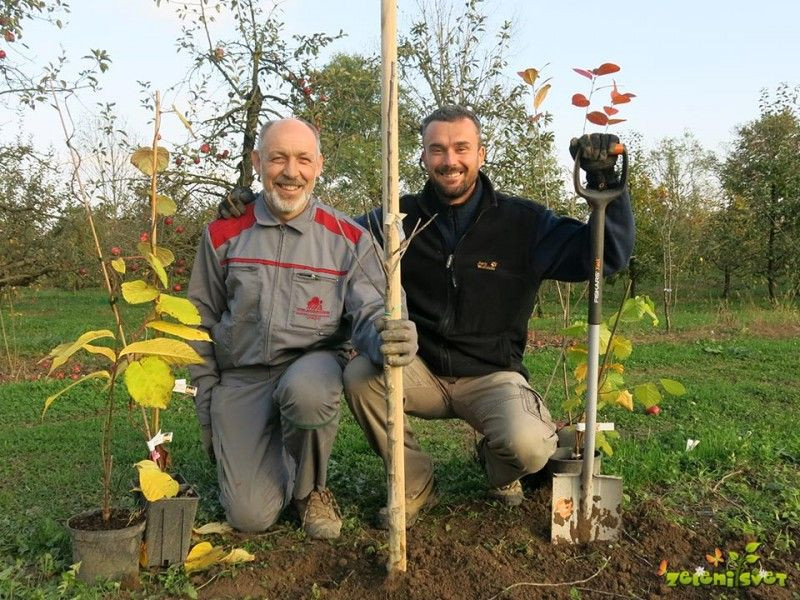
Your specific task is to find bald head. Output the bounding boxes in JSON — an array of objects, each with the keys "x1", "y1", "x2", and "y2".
[{"x1": 257, "y1": 118, "x2": 321, "y2": 155}]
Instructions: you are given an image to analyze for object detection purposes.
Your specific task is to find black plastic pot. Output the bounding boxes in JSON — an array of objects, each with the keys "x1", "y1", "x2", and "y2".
[
  {"x1": 66, "y1": 509, "x2": 146, "y2": 583},
  {"x1": 546, "y1": 445, "x2": 602, "y2": 476}
]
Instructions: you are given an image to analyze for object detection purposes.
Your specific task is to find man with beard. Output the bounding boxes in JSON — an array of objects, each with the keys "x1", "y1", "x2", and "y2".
[
  {"x1": 188, "y1": 118, "x2": 417, "y2": 538},
  {"x1": 219, "y1": 106, "x2": 634, "y2": 528}
]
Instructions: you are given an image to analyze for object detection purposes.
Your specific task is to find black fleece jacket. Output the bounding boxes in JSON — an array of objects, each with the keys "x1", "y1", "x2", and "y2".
[{"x1": 359, "y1": 171, "x2": 635, "y2": 379}]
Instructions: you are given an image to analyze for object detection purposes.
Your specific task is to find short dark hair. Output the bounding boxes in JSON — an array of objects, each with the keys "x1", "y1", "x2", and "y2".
[{"x1": 420, "y1": 105, "x2": 482, "y2": 140}]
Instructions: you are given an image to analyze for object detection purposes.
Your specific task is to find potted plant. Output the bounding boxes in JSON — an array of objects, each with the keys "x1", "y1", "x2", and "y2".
[{"x1": 43, "y1": 92, "x2": 205, "y2": 582}]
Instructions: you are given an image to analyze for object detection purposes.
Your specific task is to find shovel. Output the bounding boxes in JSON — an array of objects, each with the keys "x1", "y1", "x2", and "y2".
[{"x1": 551, "y1": 142, "x2": 628, "y2": 544}]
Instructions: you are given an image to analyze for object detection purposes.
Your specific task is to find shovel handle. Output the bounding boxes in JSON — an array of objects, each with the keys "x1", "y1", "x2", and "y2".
[{"x1": 572, "y1": 145, "x2": 629, "y2": 209}]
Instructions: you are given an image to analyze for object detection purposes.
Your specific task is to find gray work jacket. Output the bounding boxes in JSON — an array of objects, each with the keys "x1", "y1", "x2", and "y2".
[{"x1": 188, "y1": 193, "x2": 386, "y2": 425}]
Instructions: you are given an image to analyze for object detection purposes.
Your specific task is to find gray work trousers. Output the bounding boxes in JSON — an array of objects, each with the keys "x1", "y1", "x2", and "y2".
[
  {"x1": 343, "y1": 355, "x2": 557, "y2": 497},
  {"x1": 210, "y1": 350, "x2": 345, "y2": 532}
]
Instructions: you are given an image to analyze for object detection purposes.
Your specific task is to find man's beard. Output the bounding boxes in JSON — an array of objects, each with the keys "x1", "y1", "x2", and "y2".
[
  {"x1": 432, "y1": 167, "x2": 477, "y2": 201},
  {"x1": 265, "y1": 178, "x2": 313, "y2": 216}
]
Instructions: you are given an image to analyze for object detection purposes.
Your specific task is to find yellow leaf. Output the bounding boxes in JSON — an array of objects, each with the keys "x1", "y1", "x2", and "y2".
[
  {"x1": 43, "y1": 371, "x2": 111, "y2": 416},
  {"x1": 135, "y1": 459, "x2": 179, "y2": 501},
  {"x1": 533, "y1": 83, "x2": 551, "y2": 111},
  {"x1": 111, "y1": 258, "x2": 126, "y2": 274},
  {"x1": 121, "y1": 280, "x2": 159, "y2": 304},
  {"x1": 573, "y1": 362, "x2": 587, "y2": 382},
  {"x1": 616, "y1": 389, "x2": 633, "y2": 411},
  {"x1": 157, "y1": 294, "x2": 201, "y2": 325},
  {"x1": 608, "y1": 362, "x2": 625, "y2": 374},
  {"x1": 131, "y1": 146, "x2": 169, "y2": 176},
  {"x1": 82, "y1": 343, "x2": 116, "y2": 364},
  {"x1": 146, "y1": 253, "x2": 168, "y2": 288},
  {"x1": 41, "y1": 342, "x2": 70, "y2": 361},
  {"x1": 137, "y1": 243, "x2": 174, "y2": 267},
  {"x1": 610, "y1": 336, "x2": 633, "y2": 360},
  {"x1": 517, "y1": 68, "x2": 538, "y2": 86},
  {"x1": 192, "y1": 522, "x2": 233, "y2": 536},
  {"x1": 119, "y1": 338, "x2": 204, "y2": 365},
  {"x1": 156, "y1": 195, "x2": 177, "y2": 216},
  {"x1": 184, "y1": 542, "x2": 227, "y2": 573},
  {"x1": 48, "y1": 330, "x2": 115, "y2": 374},
  {"x1": 146, "y1": 320, "x2": 211, "y2": 342},
  {"x1": 172, "y1": 104, "x2": 195, "y2": 137},
  {"x1": 124, "y1": 356, "x2": 175, "y2": 409},
  {"x1": 139, "y1": 541, "x2": 148, "y2": 568},
  {"x1": 221, "y1": 548, "x2": 255, "y2": 564}
]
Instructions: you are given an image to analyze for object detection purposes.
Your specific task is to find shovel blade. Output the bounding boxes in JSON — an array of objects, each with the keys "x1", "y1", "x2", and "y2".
[{"x1": 551, "y1": 473, "x2": 623, "y2": 544}]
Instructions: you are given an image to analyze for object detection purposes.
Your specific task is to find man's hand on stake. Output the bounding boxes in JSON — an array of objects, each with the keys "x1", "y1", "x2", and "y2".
[
  {"x1": 570, "y1": 133, "x2": 621, "y2": 190},
  {"x1": 218, "y1": 186, "x2": 255, "y2": 219},
  {"x1": 377, "y1": 317, "x2": 418, "y2": 367}
]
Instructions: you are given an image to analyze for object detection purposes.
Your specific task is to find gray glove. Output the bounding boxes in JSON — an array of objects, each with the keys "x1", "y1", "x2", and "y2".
[
  {"x1": 200, "y1": 425, "x2": 215, "y2": 462},
  {"x1": 218, "y1": 186, "x2": 256, "y2": 219},
  {"x1": 376, "y1": 318, "x2": 418, "y2": 367},
  {"x1": 569, "y1": 133, "x2": 621, "y2": 190}
]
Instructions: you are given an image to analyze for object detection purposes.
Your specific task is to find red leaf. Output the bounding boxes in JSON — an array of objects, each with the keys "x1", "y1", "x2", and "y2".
[
  {"x1": 592, "y1": 62, "x2": 620, "y2": 76},
  {"x1": 586, "y1": 111, "x2": 609, "y2": 126},
  {"x1": 571, "y1": 93, "x2": 591, "y2": 108},
  {"x1": 610, "y1": 80, "x2": 636, "y2": 105},
  {"x1": 529, "y1": 113, "x2": 544, "y2": 123},
  {"x1": 603, "y1": 105, "x2": 619, "y2": 116},
  {"x1": 572, "y1": 68, "x2": 594, "y2": 80},
  {"x1": 607, "y1": 118, "x2": 627, "y2": 125}
]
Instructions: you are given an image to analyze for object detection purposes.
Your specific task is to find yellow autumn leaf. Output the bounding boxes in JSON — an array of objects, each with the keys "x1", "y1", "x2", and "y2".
[
  {"x1": 533, "y1": 83, "x2": 551, "y2": 111},
  {"x1": 124, "y1": 356, "x2": 175, "y2": 409},
  {"x1": 172, "y1": 104, "x2": 195, "y2": 137},
  {"x1": 82, "y1": 343, "x2": 116, "y2": 364},
  {"x1": 121, "y1": 280, "x2": 159, "y2": 304},
  {"x1": 616, "y1": 389, "x2": 634, "y2": 411},
  {"x1": 119, "y1": 338, "x2": 204, "y2": 365},
  {"x1": 517, "y1": 68, "x2": 538, "y2": 86},
  {"x1": 221, "y1": 548, "x2": 255, "y2": 564},
  {"x1": 43, "y1": 371, "x2": 111, "y2": 416},
  {"x1": 131, "y1": 146, "x2": 169, "y2": 176},
  {"x1": 146, "y1": 253, "x2": 168, "y2": 288},
  {"x1": 184, "y1": 542, "x2": 227, "y2": 573},
  {"x1": 137, "y1": 243, "x2": 175, "y2": 267},
  {"x1": 156, "y1": 195, "x2": 177, "y2": 216},
  {"x1": 192, "y1": 522, "x2": 233, "y2": 536},
  {"x1": 608, "y1": 362, "x2": 625, "y2": 374},
  {"x1": 573, "y1": 362, "x2": 587, "y2": 382},
  {"x1": 48, "y1": 330, "x2": 115, "y2": 374},
  {"x1": 111, "y1": 258, "x2": 126, "y2": 274},
  {"x1": 157, "y1": 294, "x2": 201, "y2": 325},
  {"x1": 135, "y1": 459, "x2": 179, "y2": 501},
  {"x1": 41, "y1": 342, "x2": 70, "y2": 360},
  {"x1": 146, "y1": 320, "x2": 211, "y2": 342}
]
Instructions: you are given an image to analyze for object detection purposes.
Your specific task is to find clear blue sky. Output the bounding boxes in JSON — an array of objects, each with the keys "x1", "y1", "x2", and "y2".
[{"x1": 2, "y1": 0, "x2": 798, "y2": 167}]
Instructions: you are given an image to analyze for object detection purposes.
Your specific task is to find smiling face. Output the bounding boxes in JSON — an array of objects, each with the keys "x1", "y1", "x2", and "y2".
[
  {"x1": 252, "y1": 119, "x2": 323, "y2": 221},
  {"x1": 421, "y1": 117, "x2": 486, "y2": 206}
]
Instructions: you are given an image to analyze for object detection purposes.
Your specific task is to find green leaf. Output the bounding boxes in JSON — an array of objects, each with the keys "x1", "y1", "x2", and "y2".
[
  {"x1": 121, "y1": 280, "x2": 159, "y2": 304},
  {"x1": 131, "y1": 146, "x2": 169, "y2": 176},
  {"x1": 660, "y1": 378, "x2": 686, "y2": 396},
  {"x1": 595, "y1": 430, "x2": 614, "y2": 456},
  {"x1": 48, "y1": 330, "x2": 115, "y2": 374},
  {"x1": 124, "y1": 356, "x2": 174, "y2": 409},
  {"x1": 745, "y1": 542, "x2": 761, "y2": 553},
  {"x1": 728, "y1": 550, "x2": 739, "y2": 562},
  {"x1": 156, "y1": 195, "x2": 177, "y2": 216},
  {"x1": 111, "y1": 258, "x2": 126, "y2": 274},
  {"x1": 119, "y1": 338, "x2": 204, "y2": 365},
  {"x1": 610, "y1": 335, "x2": 632, "y2": 360},
  {"x1": 157, "y1": 294, "x2": 201, "y2": 325},
  {"x1": 633, "y1": 382, "x2": 662, "y2": 408},
  {"x1": 563, "y1": 322, "x2": 587, "y2": 337},
  {"x1": 146, "y1": 253, "x2": 168, "y2": 288},
  {"x1": 43, "y1": 371, "x2": 111, "y2": 416},
  {"x1": 745, "y1": 554, "x2": 759, "y2": 563},
  {"x1": 146, "y1": 320, "x2": 211, "y2": 341}
]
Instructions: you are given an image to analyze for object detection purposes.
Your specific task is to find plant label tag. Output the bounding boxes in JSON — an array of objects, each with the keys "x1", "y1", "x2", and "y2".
[
  {"x1": 146, "y1": 429, "x2": 174, "y2": 452},
  {"x1": 173, "y1": 379, "x2": 198, "y2": 397}
]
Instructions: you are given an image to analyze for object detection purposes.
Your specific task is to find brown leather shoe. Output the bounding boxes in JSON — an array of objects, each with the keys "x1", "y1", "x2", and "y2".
[
  {"x1": 294, "y1": 488, "x2": 342, "y2": 540},
  {"x1": 488, "y1": 479, "x2": 524, "y2": 506},
  {"x1": 376, "y1": 477, "x2": 436, "y2": 529}
]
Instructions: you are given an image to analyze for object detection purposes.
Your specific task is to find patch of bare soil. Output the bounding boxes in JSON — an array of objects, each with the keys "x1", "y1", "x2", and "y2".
[{"x1": 190, "y1": 477, "x2": 799, "y2": 600}]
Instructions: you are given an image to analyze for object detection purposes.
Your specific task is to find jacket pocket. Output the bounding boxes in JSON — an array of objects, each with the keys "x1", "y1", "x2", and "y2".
[
  {"x1": 288, "y1": 271, "x2": 341, "y2": 334},
  {"x1": 225, "y1": 265, "x2": 261, "y2": 322}
]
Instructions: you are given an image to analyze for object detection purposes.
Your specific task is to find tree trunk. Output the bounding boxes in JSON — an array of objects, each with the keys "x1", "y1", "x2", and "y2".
[{"x1": 238, "y1": 85, "x2": 264, "y2": 188}]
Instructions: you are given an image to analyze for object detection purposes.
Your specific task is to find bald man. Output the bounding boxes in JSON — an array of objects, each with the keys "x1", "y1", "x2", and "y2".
[{"x1": 188, "y1": 118, "x2": 417, "y2": 538}]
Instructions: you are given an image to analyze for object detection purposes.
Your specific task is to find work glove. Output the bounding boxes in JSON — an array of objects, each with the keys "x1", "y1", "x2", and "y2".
[
  {"x1": 569, "y1": 133, "x2": 621, "y2": 190},
  {"x1": 218, "y1": 186, "x2": 256, "y2": 219},
  {"x1": 200, "y1": 424, "x2": 215, "y2": 462},
  {"x1": 376, "y1": 317, "x2": 418, "y2": 367}
]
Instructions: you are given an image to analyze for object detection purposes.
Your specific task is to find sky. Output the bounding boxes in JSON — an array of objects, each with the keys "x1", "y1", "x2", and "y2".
[{"x1": 2, "y1": 0, "x2": 798, "y2": 171}]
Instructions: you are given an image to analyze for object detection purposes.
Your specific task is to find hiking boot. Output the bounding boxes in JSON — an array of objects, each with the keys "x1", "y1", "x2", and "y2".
[
  {"x1": 294, "y1": 488, "x2": 342, "y2": 540},
  {"x1": 488, "y1": 479, "x2": 524, "y2": 507},
  {"x1": 376, "y1": 476, "x2": 436, "y2": 530}
]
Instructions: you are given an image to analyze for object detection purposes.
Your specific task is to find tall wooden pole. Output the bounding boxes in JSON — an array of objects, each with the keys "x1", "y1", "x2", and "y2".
[{"x1": 381, "y1": 0, "x2": 407, "y2": 574}]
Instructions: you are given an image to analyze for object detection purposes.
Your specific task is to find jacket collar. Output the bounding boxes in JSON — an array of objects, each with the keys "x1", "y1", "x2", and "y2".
[
  {"x1": 418, "y1": 170, "x2": 497, "y2": 218},
  {"x1": 254, "y1": 191, "x2": 317, "y2": 235}
]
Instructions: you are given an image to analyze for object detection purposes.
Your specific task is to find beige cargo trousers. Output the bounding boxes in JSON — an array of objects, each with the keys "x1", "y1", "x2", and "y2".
[{"x1": 343, "y1": 354, "x2": 558, "y2": 499}]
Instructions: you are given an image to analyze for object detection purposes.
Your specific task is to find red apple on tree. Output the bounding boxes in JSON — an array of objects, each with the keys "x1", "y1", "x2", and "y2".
[
  {"x1": 177, "y1": 258, "x2": 187, "y2": 267},
  {"x1": 193, "y1": 156, "x2": 201, "y2": 165},
  {"x1": 3, "y1": 31, "x2": 14, "y2": 42},
  {"x1": 110, "y1": 246, "x2": 121, "y2": 256},
  {"x1": 139, "y1": 232, "x2": 149, "y2": 243},
  {"x1": 172, "y1": 283, "x2": 182, "y2": 292},
  {"x1": 175, "y1": 225, "x2": 185, "y2": 234},
  {"x1": 0, "y1": 50, "x2": 6, "y2": 60},
  {"x1": 164, "y1": 216, "x2": 174, "y2": 226},
  {"x1": 175, "y1": 157, "x2": 183, "y2": 166},
  {"x1": 646, "y1": 405, "x2": 661, "y2": 416},
  {"x1": 200, "y1": 143, "x2": 211, "y2": 154}
]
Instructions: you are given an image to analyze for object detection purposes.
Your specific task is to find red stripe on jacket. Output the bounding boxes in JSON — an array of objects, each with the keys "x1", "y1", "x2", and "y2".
[
  {"x1": 221, "y1": 257, "x2": 347, "y2": 277},
  {"x1": 208, "y1": 203, "x2": 257, "y2": 249},
  {"x1": 314, "y1": 207, "x2": 362, "y2": 244}
]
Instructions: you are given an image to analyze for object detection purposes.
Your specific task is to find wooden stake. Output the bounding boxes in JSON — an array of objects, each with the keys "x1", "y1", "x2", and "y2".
[{"x1": 381, "y1": 0, "x2": 407, "y2": 574}]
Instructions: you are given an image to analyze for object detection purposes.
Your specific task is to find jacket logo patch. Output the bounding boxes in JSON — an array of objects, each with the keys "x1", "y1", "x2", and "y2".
[
  {"x1": 477, "y1": 260, "x2": 498, "y2": 271},
  {"x1": 295, "y1": 296, "x2": 332, "y2": 321}
]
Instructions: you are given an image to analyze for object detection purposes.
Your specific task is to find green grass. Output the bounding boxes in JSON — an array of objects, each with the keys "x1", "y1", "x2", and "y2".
[{"x1": 1, "y1": 287, "x2": 799, "y2": 596}]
